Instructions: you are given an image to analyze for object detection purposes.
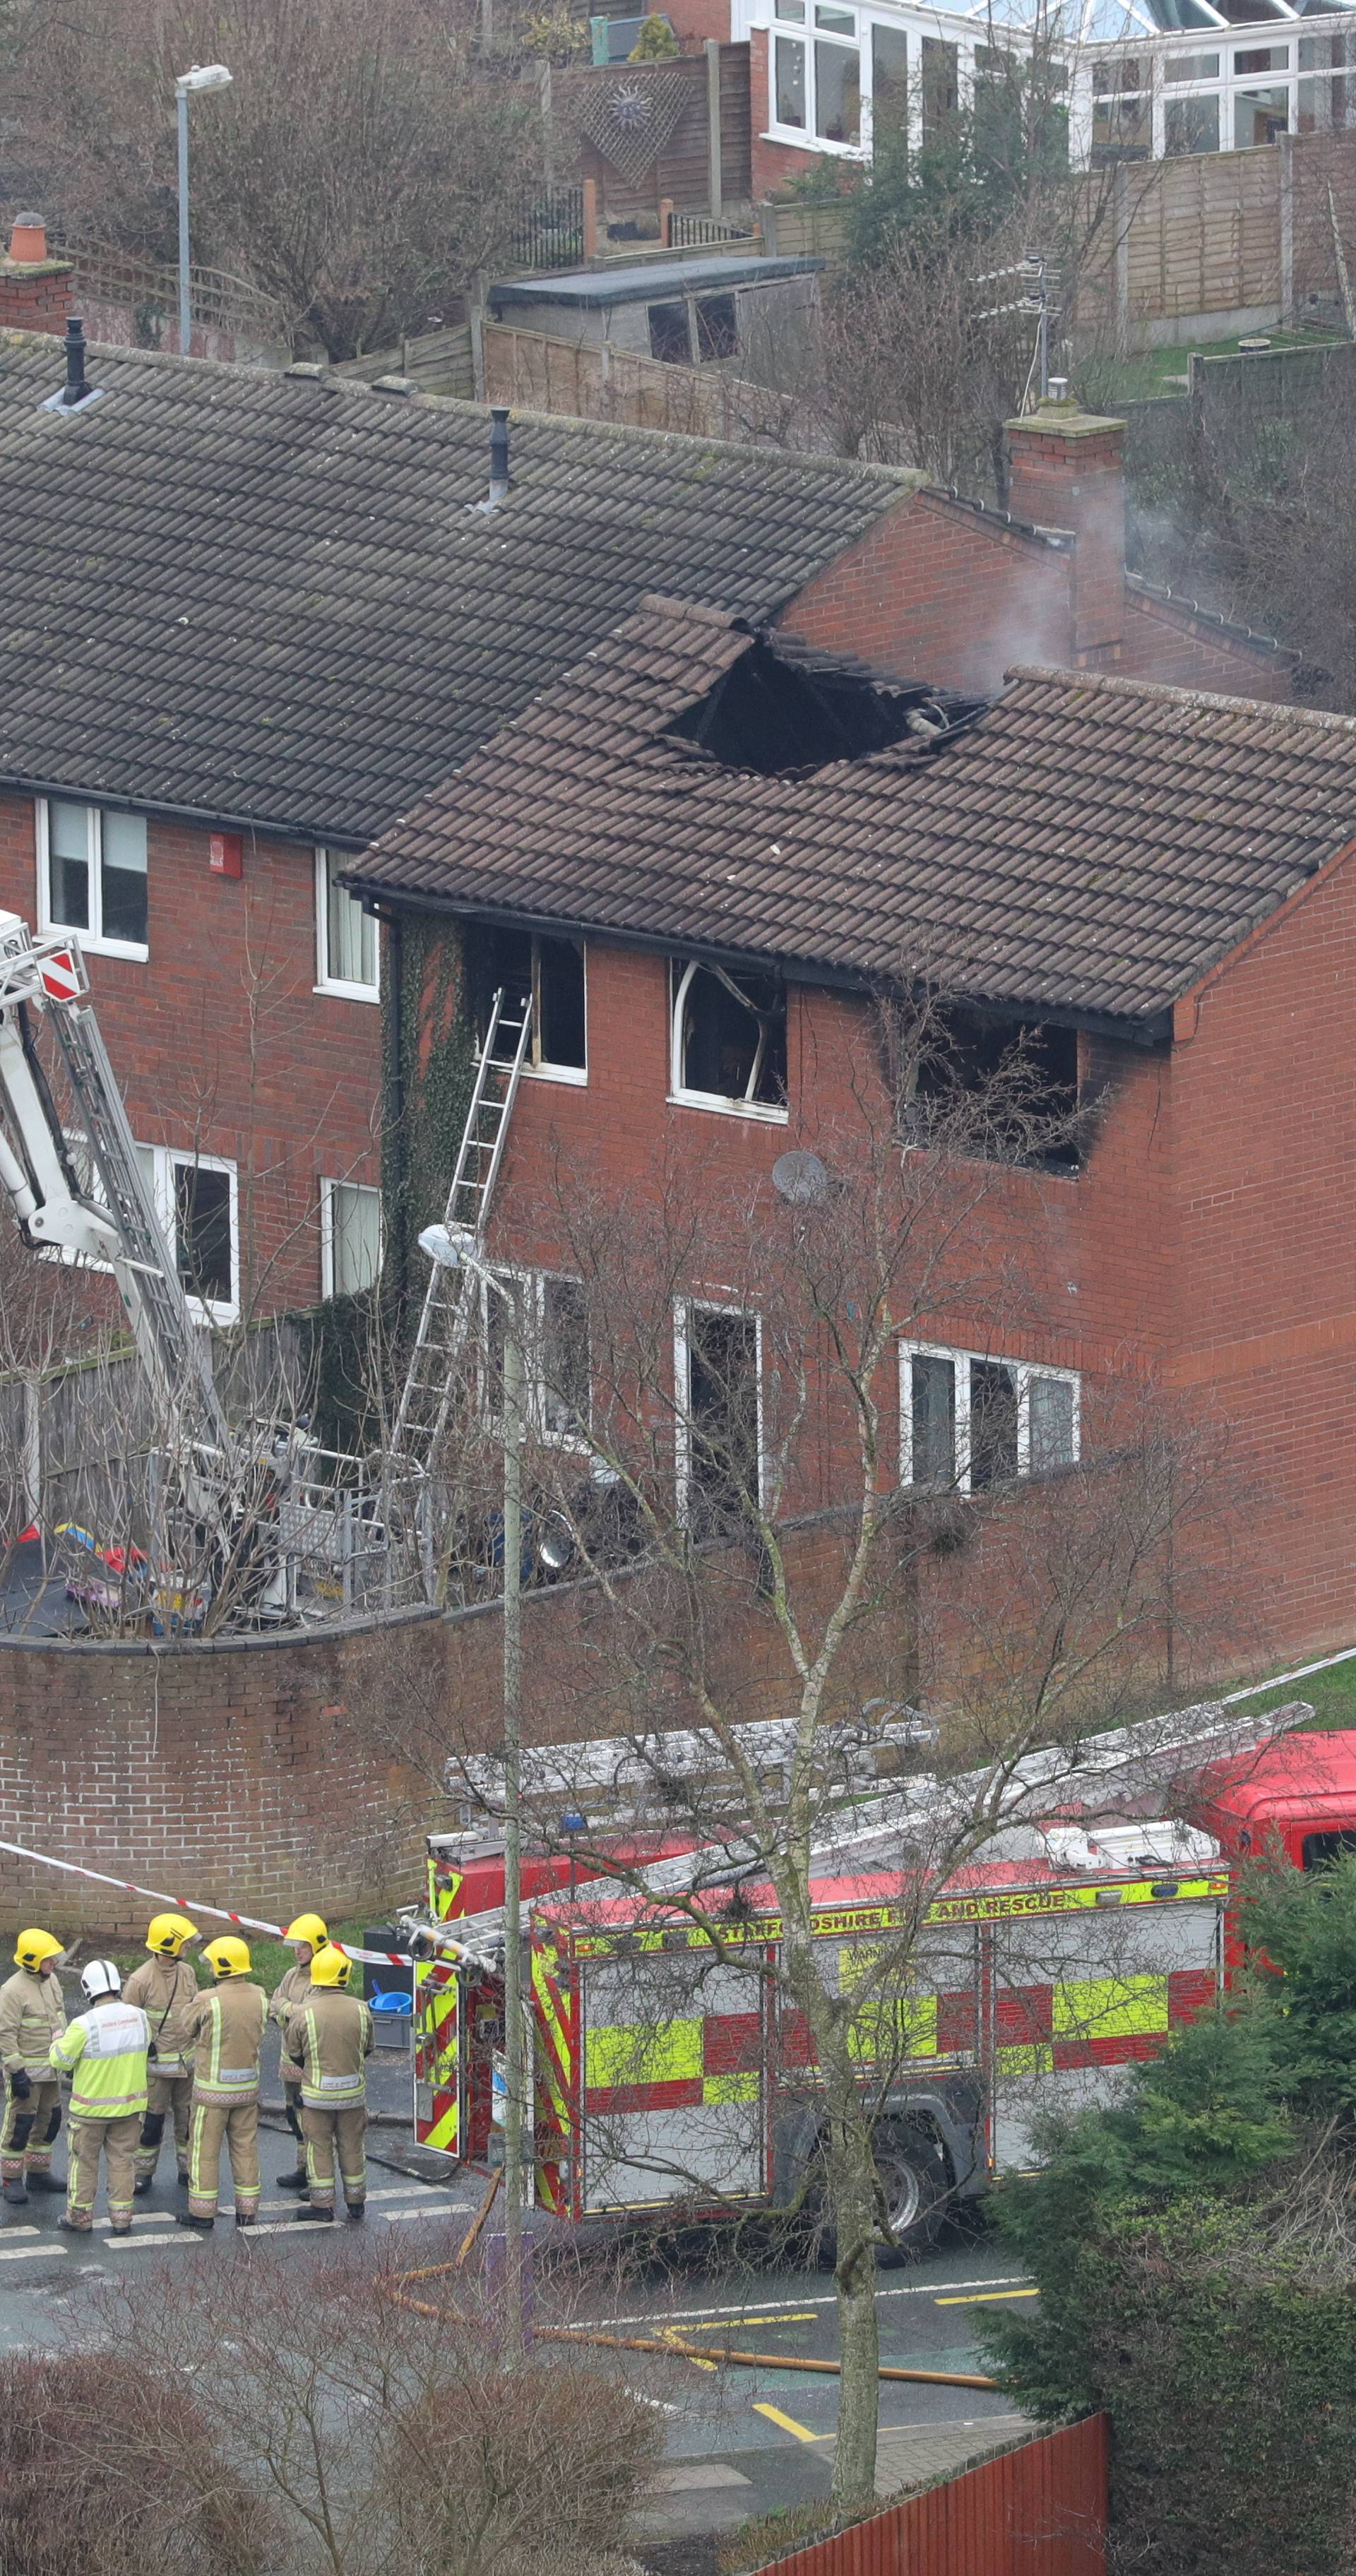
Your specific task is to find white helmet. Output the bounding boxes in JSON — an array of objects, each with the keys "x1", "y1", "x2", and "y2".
[{"x1": 79, "y1": 1958, "x2": 121, "y2": 2003}]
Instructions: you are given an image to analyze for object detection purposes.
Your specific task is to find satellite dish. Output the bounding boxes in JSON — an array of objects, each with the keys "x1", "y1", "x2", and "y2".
[{"x1": 772, "y1": 1150, "x2": 831, "y2": 1206}]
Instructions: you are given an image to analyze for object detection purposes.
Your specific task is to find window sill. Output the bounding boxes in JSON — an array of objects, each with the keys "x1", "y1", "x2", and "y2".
[
  {"x1": 761, "y1": 126, "x2": 865, "y2": 157},
  {"x1": 313, "y1": 979, "x2": 380, "y2": 1006},
  {"x1": 45, "y1": 931, "x2": 148, "y2": 965},
  {"x1": 669, "y1": 1090, "x2": 789, "y2": 1125},
  {"x1": 186, "y1": 1296, "x2": 238, "y2": 1328},
  {"x1": 523, "y1": 1061, "x2": 588, "y2": 1089}
]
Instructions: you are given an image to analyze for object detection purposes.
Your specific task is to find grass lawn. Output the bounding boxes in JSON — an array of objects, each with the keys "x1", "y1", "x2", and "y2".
[
  {"x1": 1222, "y1": 1645, "x2": 1356, "y2": 1734},
  {"x1": 101, "y1": 1919, "x2": 373, "y2": 1993},
  {"x1": 1094, "y1": 327, "x2": 1343, "y2": 404}
]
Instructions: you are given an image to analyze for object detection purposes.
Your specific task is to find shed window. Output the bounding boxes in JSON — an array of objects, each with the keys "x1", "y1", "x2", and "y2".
[
  {"x1": 696, "y1": 294, "x2": 738, "y2": 361},
  {"x1": 671, "y1": 960, "x2": 787, "y2": 1116},
  {"x1": 648, "y1": 300, "x2": 691, "y2": 364}
]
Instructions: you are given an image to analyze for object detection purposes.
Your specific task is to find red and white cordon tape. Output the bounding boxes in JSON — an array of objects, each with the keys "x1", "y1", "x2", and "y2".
[{"x1": 0, "y1": 1835, "x2": 477, "y2": 1969}]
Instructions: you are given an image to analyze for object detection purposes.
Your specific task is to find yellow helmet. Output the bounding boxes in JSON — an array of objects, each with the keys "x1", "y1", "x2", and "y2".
[
  {"x1": 14, "y1": 1930, "x2": 62, "y2": 1974},
  {"x1": 308, "y1": 1945, "x2": 351, "y2": 1988},
  {"x1": 204, "y1": 1936, "x2": 251, "y2": 1980},
  {"x1": 283, "y1": 1912, "x2": 328, "y2": 1951},
  {"x1": 146, "y1": 1913, "x2": 198, "y2": 1957}
]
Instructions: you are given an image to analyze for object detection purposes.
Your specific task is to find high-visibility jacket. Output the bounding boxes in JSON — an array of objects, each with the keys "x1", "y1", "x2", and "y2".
[
  {"x1": 123, "y1": 1957, "x2": 200, "y2": 2078},
  {"x1": 186, "y1": 1981, "x2": 266, "y2": 2105},
  {"x1": 0, "y1": 1967, "x2": 66, "y2": 2080},
  {"x1": 283, "y1": 1988, "x2": 374, "y2": 2110},
  {"x1": 49, "y1": 2000, "x2": 150, "y2": 2121}
]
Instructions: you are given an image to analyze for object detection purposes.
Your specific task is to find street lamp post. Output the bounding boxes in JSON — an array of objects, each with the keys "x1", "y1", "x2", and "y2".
[
  {"x1": 174, "y1": 64, "x2": 233, "y2": 355},
  {"x1": 417, "y1": 1222, "x2": 529, "y2": 2360}
]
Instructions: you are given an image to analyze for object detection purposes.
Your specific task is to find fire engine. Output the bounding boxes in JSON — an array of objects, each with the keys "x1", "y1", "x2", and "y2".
[{"x1": 406, "y1": 1704, "x2": 1356, "y2": 2252}]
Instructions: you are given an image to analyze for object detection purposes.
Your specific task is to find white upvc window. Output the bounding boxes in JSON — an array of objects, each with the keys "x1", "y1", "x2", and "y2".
[
  {"x1": 670, "y1": 959, "x2": 789, "y2": 1121},
  {"x1": 320, "y1": 1179, "x2": 383, "y2": 1299},
  {"x1": 674, "y1": 1296, "x2": 764, "y2": 1525},
  {"x1": 141, "y1": 1143, "x2": 239, "y2": 1325},
  {"x1": 480, "y1": 1265, "x2": 591, "y2": 1445},
  {"x1": 52, "y1": 1135, "x2": 237, "y2": 1323},
  {"x1": 315, "y1": 849, "x2": 379, "y2": 1001},
  {"x1": 899, "y1": 1340, "x2": 1079, "y2": 1495},
  {"x1": 37, "y1": 798, "x2": 149, "y2": 960}
]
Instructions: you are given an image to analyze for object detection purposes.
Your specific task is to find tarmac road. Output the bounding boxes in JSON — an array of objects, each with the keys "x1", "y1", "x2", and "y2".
[{"x1": 0, "y1": 2031, "x2": 1037, "y2": 2553}]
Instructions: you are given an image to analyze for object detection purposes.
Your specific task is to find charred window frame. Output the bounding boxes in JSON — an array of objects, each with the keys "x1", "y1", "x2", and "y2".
[
  {"x1": 675, "y1": 1299, "x2": 763, "y2": 1532},
  {"x1": 900, "y1": 1342, "x2": 1079, "y2": 1493},
  {"x1": 905, "y1": 1009, "x2": 1083, "y2": 1171},
  {"x1": 468, "y1": 925, "x2": 587, "y2": 1081},
  {"x1": 670, "y1": 960, "x2": 788, "y2": 1119}
]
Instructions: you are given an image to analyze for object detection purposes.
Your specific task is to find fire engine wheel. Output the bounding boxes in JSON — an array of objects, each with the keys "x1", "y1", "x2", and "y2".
[
  {"x1": 809, "y1": 2125, "x2": 948, "y2": 2269},
  {"x1": 871, "y1": 2125, "x2": 948, "y2": 2264}
]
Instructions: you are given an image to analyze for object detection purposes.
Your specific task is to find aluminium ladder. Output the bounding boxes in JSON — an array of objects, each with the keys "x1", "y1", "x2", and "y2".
[{"x1": 389, "y1": 985, "x2": 534, "y2": 1476}]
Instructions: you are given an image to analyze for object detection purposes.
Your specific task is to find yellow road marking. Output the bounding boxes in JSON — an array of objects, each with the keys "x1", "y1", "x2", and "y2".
[
  {"x1": 935, "y1": 2287, "x2": 1040, "y2": 2306},
  {"x1": 702, "y1": 2313, "x2": 816, "y2": 2329},
  {"x1": 754, "y1": 2402, "x2": 819, "y2": 2442}
]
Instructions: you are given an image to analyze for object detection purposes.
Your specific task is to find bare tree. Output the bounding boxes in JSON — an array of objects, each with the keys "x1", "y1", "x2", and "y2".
[
  {"x1": 364, "y1": 995, "x2": 1261, "y2": 2524},
  {"x1": 14, "y1": 0, "x2": 545, "y2": 359}
]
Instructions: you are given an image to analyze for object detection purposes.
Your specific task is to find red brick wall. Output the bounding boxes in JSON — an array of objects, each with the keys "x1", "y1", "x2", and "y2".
[
  {"x1": 1007, "y1": 417, "x2": 1125, "y2": 660},
  {"x1": 0, "y1": 263, "x2": 74, "y2": 334},
  {"x1": 1118, "y1": 594, "x2": 1297, "y2": 703},
  {"x1": 782, "y1": 489, "x2": 1076, "y2": 695},
  {"x1": 0, "y1": 791, "x2": 383, "y2": 1316},
  {"x1": 749, "y1": 30, "x2": 824, "y2": 196},
  {"x1": 1167, "y1": 843, "x2": 1356, "y2": 1656}
]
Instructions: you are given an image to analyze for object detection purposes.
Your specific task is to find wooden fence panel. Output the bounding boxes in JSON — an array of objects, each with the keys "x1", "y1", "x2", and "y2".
[{"x1": 753, "y1": 2416, "x2": 1109, "y2": 2576}]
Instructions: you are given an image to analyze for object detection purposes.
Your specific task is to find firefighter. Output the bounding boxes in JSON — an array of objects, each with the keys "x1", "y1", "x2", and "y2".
[
  {"x1": 269, "y1": 1911, "x2": 328, "y2": 2194},
  {"x1": 124, "y1": 1914, "x2": 200, "y2": 2195},
  {"x1": 48, "y1": 1960, "x2": 152, "y2": 2236},
  {"x1": 0, "y1": 1930, "x2": 67, "y2": 2206},
  {"x1": 284, "y1": 1943, "x2": 373, "y2": 2224},
  {"x1": 177, "y1": 1936, "x2": 267, "y2": 2232}
]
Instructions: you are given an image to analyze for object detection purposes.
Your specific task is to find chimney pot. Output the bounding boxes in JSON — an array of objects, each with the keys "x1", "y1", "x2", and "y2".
[{"x1": 8, "y1": 213, "x2": 47, "y2": 264}]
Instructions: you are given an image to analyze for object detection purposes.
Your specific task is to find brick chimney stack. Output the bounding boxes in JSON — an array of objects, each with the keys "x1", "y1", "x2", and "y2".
[
  {"x1": 1006, "y1": 390, "x2": 1126, "y2": 664},
  {"x1": 0, "y1": 216, "x2": 76, "y2": 336}
]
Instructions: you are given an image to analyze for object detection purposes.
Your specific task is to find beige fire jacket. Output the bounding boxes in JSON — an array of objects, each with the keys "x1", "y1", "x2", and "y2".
[
  {"x1": 186, "y1": 1981, "x2": 267, "y2": 2106},
  {"x1": 269, "y1": 1962, "x2": 313, "y2": 2033},
  {"x1": 123, "y1": 1957, "x2": 201, "y2": 2078},
  {"x1": 283, "y1": 1988, "x2": 374, "y2": 2110},
  {"x1": 0, "y1": 1967, "x2": 66, "y2": 2080}
]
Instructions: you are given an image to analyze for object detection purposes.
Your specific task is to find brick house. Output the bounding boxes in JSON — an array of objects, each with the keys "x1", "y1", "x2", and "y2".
[
  {"x1": 0, "y1": 322, "x2": 1299, "y2": 1335},
  {"x1": 347, "y1": 595, "x2": 1356, "y2": 1665}
]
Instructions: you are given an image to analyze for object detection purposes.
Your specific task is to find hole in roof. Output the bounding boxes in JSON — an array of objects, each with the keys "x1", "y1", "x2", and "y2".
[{"x1": 665, "y1": 636, "x2": 981, "y2": 778}]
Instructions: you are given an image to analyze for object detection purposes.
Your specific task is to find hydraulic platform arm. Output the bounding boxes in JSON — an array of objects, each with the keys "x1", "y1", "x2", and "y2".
[{"x1": 0, "y1": 910, "x2": 232, "y2": 1498}]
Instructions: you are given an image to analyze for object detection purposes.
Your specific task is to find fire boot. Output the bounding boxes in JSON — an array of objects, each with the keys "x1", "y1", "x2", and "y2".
[
  {"x1": 275, "y1": 2169, "x2": 309, "y2": 2192},
  {"x1": 294, "y1": 2203, "x2": 333, "y2": 2223},
  {"x1": 26, "y1": 2173, "x2": 64, "y2": 2193},
  {"x1": 2, "y1": 2178, "x2": 27, "y2": 2206},
  {"x1": 174, "y1": 2212, "x2": 214, "y2": 2232}
]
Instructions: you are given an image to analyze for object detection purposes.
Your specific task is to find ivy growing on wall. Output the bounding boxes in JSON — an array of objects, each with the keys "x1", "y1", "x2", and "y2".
[{"x1": 380, "y1": 911, "x2": 477, "y2": 1333}]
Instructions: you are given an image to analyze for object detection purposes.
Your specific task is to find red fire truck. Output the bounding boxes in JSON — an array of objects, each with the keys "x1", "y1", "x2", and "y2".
[{"x1": 409, "y1": 1711, "x2": 1356, "y2": 2251}]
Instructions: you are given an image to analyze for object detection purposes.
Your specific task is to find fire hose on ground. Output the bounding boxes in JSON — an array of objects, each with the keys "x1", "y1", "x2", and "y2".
[{"x1": 386, "y1": 2174, "x2": 999, "y2": 2389}]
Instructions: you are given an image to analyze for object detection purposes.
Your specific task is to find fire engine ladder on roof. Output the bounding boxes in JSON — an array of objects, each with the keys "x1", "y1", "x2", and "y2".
[
  {"x1": 42, "y1": 993, "x2": 232, "y2": 1489},
  {"x1": 389, "y1": 986, "x2": 534, "y2": 1477}
]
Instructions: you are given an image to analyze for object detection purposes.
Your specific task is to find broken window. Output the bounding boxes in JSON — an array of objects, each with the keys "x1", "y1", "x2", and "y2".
[
  {"x1": 672, "y1": 960, "x2": 787, "y2": 1114},
  {"x1": 171, "y1": 1159, "x2": 235, "y2": 1312},
  {"x1": 680, "y1": 1304, "x2": 761, "y2": 1533},
  {"x1": 909, "y1": 1010, "x2": 1081, "y2": 1170},
  {"x1": 901, "y1": 1344, "x2": 1078, "y2": 1493},
  {"x1": 470, "y1": 925, "x2": 587, "y2": 1077}
]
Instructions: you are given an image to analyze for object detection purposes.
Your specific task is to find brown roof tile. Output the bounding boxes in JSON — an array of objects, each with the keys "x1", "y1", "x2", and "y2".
[{"x1": 349, "y1": 599, "x2": 1356, "y2": 1025}]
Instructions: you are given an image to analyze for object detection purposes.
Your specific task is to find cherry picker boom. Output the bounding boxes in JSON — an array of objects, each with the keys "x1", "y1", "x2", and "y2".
[{"x1": 0, "y1": 910, "x2": 306, "y2": 1626}]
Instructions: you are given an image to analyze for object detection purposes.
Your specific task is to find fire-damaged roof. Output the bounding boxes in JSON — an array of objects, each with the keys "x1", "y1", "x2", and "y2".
[
  {"x1": 0, "y1": 337, "x2": 916, "y2": 847},
  {"x1": 348, "y1": 597, "x2": 1356, "y2": 1030}
]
